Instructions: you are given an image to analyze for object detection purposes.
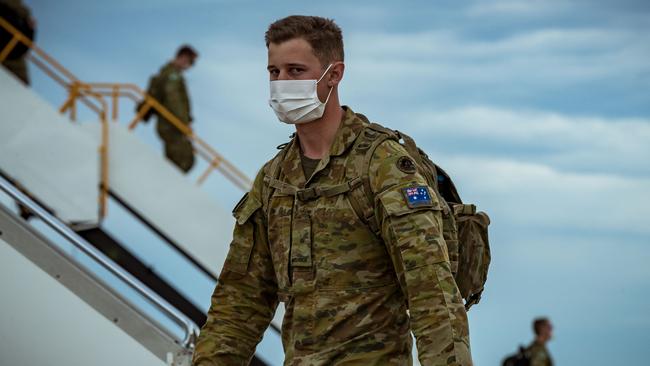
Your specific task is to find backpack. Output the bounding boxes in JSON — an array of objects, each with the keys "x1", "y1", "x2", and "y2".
[
  {"x1": 263, "y1": 118, "x2": 491, "y2": 310},
  {"x1": 502, "y1": 346, "x2": 531, "y2": 366}
]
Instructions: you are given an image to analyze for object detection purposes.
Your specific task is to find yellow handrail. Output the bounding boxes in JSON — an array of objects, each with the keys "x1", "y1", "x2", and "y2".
[
  {"x1": 0, "y1": 16, "x2": 252, "y2": 220},
  {"x1": 82, "y1": 82, "x2": 252, "y2": 190},
  {"x1": 0, "y1": 16, "x2": 110, "y2": 218}
]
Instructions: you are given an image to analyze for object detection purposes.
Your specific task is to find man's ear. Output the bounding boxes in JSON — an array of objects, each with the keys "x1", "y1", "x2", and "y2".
[{"x1": 328, "y1": 62, "x2": 345, "y2": 87}]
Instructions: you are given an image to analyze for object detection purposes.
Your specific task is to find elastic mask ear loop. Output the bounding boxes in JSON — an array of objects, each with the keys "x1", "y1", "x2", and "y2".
[
  {"x1": 317, "y1": 63, "x2": 334, "y2": 83},
  {"x1": 321, "y1": 82, "x2": 334, "y2": 105},
  {"x1": 317, "y1": 63, "x2": 335, "y2": 104}
]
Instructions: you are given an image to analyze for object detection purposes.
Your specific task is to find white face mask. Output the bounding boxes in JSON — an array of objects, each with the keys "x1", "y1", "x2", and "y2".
[{"x1": 268, "y1": 64, "x2": 334, "y2": 124}]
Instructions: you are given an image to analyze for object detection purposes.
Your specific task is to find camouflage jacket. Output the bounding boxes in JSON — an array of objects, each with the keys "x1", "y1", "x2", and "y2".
[
  {"x1": 528, "y1": 341, "x2": 553, "y2": 366},
  {"x1": 193, "y1": 107, "x2": 472, "y2": 366},
  {"x1": 155, "y1": 62, "x2": 191, "y2": 133}
]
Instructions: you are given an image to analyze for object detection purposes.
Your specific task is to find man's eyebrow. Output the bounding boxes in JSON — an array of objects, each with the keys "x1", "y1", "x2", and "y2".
[{"x1": 267, "y1": 63, "x2": 308, "y2": 70}]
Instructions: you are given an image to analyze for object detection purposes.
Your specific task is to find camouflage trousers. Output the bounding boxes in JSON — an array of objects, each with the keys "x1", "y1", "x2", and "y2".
[{"x1": 157, "y1": 121, "x2": 195, "y2": 173}]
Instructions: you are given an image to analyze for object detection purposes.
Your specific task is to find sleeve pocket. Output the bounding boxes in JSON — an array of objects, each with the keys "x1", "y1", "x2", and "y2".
[
  {"x1": 378, "y1": 184, "x2": 447, "y2": 272},
  {"x1": 223, "y1": 193, "x2": 262, "y2": 278}
]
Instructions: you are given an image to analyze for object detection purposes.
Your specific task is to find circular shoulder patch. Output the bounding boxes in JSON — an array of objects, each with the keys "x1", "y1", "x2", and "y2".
[{"x1": 397, "y1": 156, "x2": 417, "y2": 174}]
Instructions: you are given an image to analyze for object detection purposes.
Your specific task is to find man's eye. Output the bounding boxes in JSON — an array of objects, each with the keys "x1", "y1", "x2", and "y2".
[
  {"x1": 269, "y1": 69, "x2": 279, "y2": 76},
  {"x1": 289, "y1": 68, "x2": 304, "y2": 74}
]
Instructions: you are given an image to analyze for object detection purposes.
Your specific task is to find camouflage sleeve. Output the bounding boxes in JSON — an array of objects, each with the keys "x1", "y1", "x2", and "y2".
[
  {"x1": 192, "y1": 169, "x2": 279, "y2": 366},
  {"x1": 369, "y1": 140, "x2": 472, "y2": 366},
  {"x1": 162, "y1": 72, "x2": 191, "y2": 125}
]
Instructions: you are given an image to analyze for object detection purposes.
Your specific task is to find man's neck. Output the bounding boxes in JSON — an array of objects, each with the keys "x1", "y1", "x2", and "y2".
[
  {"x1": 170, "y1": 59, "x2": 183, "y2": 71},
  {"x1": 295, "y1": 100, "x2": 344, "y2": 159}
]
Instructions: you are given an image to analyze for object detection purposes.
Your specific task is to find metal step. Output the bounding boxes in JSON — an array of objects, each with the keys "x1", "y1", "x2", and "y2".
[{"x1": 75, "y1": 226, "x2": 208, "y2": 326}]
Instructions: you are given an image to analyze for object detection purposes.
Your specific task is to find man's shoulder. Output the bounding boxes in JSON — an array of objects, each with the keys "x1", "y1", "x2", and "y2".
[
  {"x1": 250, "y1": 140, "x2": 294, "y2": 189},
  {"x1": 527, "y1": 341, "x2": 550, "y2": 357},
  {"x1": 336, "y1": 111, "x2": 411, "y2": 174},
  {"x1": 261, "y1": 141, "x2": 292, "y2": 176},
  {"x1": 355, "y1": 122, "x2": 429, "y2": 194},
  {"x1": 365, "y1": 132, "x2": 410, "y2": 171},
  {"x1": 157, "y1": 63, "x2": 182, "y2": 83}
]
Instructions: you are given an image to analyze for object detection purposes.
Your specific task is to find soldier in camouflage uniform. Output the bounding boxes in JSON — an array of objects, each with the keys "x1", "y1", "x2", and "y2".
[
  {"x1": 193, "y1": 16, "x2": 472, "y2": 365},
  {"x1": 153, "y1": 45, "x2": 197, "y2": 173},
  {"x1": 528, "y1": 318, "x2": 554, "y2": 366},
  {"x1": 0, "y1": 0, "x2": 36, "y2": 85}
]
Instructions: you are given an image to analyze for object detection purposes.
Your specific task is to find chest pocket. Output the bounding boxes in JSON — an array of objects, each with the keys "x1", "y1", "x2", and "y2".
[
  {"x1": 290, "y1": 204, "x2": 314, "y2": 294},
  {"x1": 222, "y1": 193, "x2": 261, "y2": 279},
  {"x1": 265, "y1": 188, "x2": 317, "y2": 295},
  {"x1": 266, "y1": 192, "x2": 293, "y2": 293}
]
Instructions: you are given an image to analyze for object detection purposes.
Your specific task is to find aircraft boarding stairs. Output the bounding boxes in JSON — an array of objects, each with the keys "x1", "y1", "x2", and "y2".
[{"x1": 0, "y1": 17, "x2": 283, "y2": 366}]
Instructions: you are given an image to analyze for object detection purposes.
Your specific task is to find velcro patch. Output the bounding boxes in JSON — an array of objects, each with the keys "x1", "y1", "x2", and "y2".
[
  {"x1": 402, "y1": 185, "x2": 433, "y2": 208},
  {"x1": 396, "y1": 156, "x2": 417, "y2": 174}
]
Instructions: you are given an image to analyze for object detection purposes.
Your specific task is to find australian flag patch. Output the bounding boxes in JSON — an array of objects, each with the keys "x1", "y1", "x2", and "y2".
[{"x1": 402, "y1": 185, "x2": 433, "y2": 208}]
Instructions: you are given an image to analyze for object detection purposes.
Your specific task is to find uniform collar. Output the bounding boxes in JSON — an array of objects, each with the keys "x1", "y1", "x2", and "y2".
[
  {"x1": 329, "y1": 106, "x2": 367, "y2": 157},
  {"x1": 280, "y1": 106, "x2": 368, "y2": 187},
  {"x1": 162, "y1": 62, "x2": 182, "y2": 74}
]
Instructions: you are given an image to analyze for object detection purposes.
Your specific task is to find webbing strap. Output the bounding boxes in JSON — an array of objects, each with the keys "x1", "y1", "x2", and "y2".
[
  {"x1": 453, "y1": 203, "x2": 477, "y2": 216},
  {"x1": 262, "y1": 140, "x2": 293, "y2": 213},
  {"x1": 317, "y1": 177, "x2": 363, "y2": 198},
  {"x1": 264, "y1": 176, "x2": 298, "y2": 196},
  {"x1": 367, "y1": 122, "x2": 397, "y2": 137},
  {"x1": 344, "y1": 125, "x2": 397, "y2": 237},
  {"x1": 264, "y1": 176, "x2": 363, "y2": 202},
  {"x1": 397, "y1": 130, "x2": 438, "y2": 190}
]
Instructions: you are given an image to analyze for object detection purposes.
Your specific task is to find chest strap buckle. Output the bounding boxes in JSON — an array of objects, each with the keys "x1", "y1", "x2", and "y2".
[{"x1": 296, "y1": 187, "x2": 318, "y2": 201}]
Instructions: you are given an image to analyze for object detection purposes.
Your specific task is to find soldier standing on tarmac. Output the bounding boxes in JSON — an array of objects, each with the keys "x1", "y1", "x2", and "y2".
[{"x1": 528, "y1": 317, "x2": 554, "y2": 366}]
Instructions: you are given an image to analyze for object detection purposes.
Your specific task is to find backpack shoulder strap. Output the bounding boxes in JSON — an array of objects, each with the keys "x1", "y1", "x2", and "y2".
[
  {"x1": 261, "y1": 139, "x2": 293, "y2": 214},
  {"x1": 394, "y1": 129, "x2": 438, "y2": 191},
  {"x1": 345, "y1": 123, "x2": 398, "y2": 236},
  {"x1": 393, "y1": 129, "x2": 457, "y2": 219}
]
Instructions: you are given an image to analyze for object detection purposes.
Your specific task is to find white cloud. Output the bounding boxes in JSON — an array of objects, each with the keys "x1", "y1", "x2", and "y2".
[
  {"x1": 409, "y1": 106, "x2": 650, "y2": 176},
  {"x1": 345, "y1": 27, "x2": 650, "y2": 90},
  {"x1": 438, "y1": 155, "x2": 650, "y2": 235}
]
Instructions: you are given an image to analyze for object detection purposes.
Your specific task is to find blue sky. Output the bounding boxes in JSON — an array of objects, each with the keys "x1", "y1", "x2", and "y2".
[{"x1": 20, "y1": 0, "x2": 650, "y2": 365}]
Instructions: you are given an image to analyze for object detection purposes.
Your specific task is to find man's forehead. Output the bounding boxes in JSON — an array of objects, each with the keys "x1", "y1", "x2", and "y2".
[{"x1": 267, "y1": 38, "x2": 320, "y2": 66}]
